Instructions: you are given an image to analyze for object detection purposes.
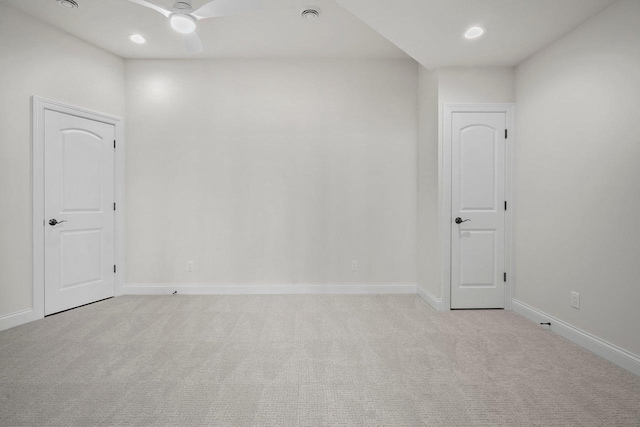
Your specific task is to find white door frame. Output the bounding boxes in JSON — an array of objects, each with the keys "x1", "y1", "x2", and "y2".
[
  {"x1": 32, "y1": 96, "x2": 125, "y2": 319},
  {"x1": 440, "y1": 103, "x2": 515, "y2": 310}
]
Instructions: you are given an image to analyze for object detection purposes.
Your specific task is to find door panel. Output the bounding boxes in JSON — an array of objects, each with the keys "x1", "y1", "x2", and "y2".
[
  {"x1": 61, "y1": 130, "x2": 104, "y2": 212},
  {"x1": 459, "y1": 229, "x2": 496, "y2": 287},
  {"x1": 44, "y1": 110, "x2": 115, "y2": 315},
  {"x1": 451, "y1": 112, "x2": 506, "y2": 309},
  {"x1": 460, "y1": 126, "x2": 497, "y2": 211},
  {"x1": 59, "y1": 229, "x2": 103, "y2": 289}
]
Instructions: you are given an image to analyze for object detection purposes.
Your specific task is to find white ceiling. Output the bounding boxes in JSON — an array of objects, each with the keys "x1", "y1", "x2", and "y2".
[
  {"x1": 333, "y1": 0, "x2": 617, "y2": 68},
  {"x1": 2, "y1": 0, "x2": 617, "y2": 66},
  {"x1": 1, "y1": 0, "x2": 407, "y2": 59}
]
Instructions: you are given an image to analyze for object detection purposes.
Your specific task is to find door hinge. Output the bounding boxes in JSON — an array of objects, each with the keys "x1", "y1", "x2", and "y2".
[
  {"x1": 504, "y1": 201, "x2": 507, "y2": 211},
  {"x1": 504, "y1": 272, "x2": 507, "y2": 282},
  {"x1": 114, "y1": 140, "x2": 116, "y2": 149},
  {"x1": 113, "y1": 202, "x2": 116, "y2": 211},
  {"x1": 114, "y1": 265, "x2": 117, "y2": 273},
  {"x1": 505, "y1": 129, "x2": 508, "y2": 139}
]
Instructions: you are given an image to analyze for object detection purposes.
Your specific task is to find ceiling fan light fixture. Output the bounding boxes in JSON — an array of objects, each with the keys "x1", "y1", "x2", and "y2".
[
  {"x1": 57, "y1": 0, "x2": 79, "y2": 9},
  {"x1": 170, "y1": 14, "x2": 197, "y2": 34}
]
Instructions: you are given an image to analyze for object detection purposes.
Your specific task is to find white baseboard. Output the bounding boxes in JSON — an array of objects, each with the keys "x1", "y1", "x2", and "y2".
[
  {"x1": 512, "y1": 299, "x2": 640, "y2": 377},
  {"x1": 416, "y1": 287, "x2": 444, "y2": 311},
  {"x1": 124, "y1": 283, "x2": 417, "y2": 296},
  {"x1": 0, "y1": 308, "x2": 35, "y2": 332}
]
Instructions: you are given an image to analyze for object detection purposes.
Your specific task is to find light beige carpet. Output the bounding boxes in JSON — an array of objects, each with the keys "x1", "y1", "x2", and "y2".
[{"x1": 0, "y1": 295, "x2": 639, "y2": 426}]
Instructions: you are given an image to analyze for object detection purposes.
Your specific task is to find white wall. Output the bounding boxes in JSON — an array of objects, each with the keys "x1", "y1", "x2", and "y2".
[
  {"x1": 515, "y1": 0, "x2": 640, "y2": 356},
  {"x1": 0, "y1": 5, "x2": 125, "y2": 319},
  {"x1": 125, "y1": 59, "x2": 418, "y2": 287},
  {"x1": 416, "y1": 66, "x2": 440, "y2": 299},
  {"x1": 437, "y1": 67, "x2": 515, "y2": 105}
]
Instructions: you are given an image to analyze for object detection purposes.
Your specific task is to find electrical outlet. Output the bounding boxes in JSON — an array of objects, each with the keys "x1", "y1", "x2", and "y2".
[
  {"x1": 351, "y1": 260, "x2": 358, "y2": 271},
  {"x1": 571, "y1": 291, "x2": 580, "y2": 309},
  {"x1": 186, "y1": 261, "x2": 194, "y2": 272}
]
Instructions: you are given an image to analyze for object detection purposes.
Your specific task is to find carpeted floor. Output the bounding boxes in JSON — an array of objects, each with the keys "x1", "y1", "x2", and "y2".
[{"x1": 0, "y1": 295, "x2": 639, "y2": 426}]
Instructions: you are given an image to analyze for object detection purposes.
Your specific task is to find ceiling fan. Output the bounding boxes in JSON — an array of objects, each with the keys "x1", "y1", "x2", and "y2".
[{"x1": 128, "y1": 0, "x2": 262, "y2": 55}]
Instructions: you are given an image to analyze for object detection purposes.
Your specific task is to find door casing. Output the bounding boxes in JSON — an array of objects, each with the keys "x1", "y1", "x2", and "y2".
[
  {"x1": 32, "y1": 96, "x2": 125, "y2": 319},
  {"x1": 441, "y1": 104, "x2": 515, "y2": 310}
]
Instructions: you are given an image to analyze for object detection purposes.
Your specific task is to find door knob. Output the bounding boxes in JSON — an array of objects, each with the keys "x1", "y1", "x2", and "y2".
[
  {"x1": 455, "y1": 217, "x2": 471, "y2": 224},
  {"x1": 49, "y1": 219, "x2": 67, "y2": 226}
]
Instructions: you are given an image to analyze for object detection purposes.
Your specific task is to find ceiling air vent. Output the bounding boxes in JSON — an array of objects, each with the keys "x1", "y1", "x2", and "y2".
[
  {"x1": 57, "y1": 0, "x2": 79, "y2": 9},
  {"x1": 301, "y1": 9, "x2": 319, "y2": 21}
]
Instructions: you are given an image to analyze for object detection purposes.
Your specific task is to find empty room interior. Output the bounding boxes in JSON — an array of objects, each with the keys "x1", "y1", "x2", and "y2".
[{"x1": 1, "y1": 0, "x2": 640, "y2": 425}]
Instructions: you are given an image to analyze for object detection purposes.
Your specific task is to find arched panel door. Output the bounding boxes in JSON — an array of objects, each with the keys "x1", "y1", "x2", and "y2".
[
  {"x1": 44, "y1": 110, "x2": 115, "y2": 315},
  {"x1": 451, "y1": 112, "x2": 506, "y2": 309}
]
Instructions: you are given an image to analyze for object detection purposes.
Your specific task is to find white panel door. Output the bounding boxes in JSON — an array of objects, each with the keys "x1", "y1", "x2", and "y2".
[
  {"x1": 451, "y1": 112, "x2": 506, "y2": 309},
  {"x1": 44, "y1": 110, "x2": 115, "y2": 315}
]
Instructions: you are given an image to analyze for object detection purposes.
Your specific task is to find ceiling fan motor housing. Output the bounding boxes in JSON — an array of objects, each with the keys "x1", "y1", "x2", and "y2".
[{"x1": 174, "y1": 1, "x2": 192, "y2": 10}]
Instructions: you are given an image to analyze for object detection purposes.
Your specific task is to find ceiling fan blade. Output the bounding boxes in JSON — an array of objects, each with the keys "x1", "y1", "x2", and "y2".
[
  {"x1": 191, "y1": 0, "x2": 262, "y2": 19},
  {"x1": 184, "y1": 31, "x2": 204, "y2": 56},
  {"x1": 128, "y1": 0, "x2": 172, "y2": 18}
]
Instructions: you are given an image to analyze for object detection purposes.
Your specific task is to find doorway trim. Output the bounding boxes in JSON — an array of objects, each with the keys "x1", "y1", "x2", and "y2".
[
  {"x1": 32, "y1": 96, "x2": 125, "y2": 320},
  {"x1": 440, "y1": 103, "x2": 515, "y2": 310}
]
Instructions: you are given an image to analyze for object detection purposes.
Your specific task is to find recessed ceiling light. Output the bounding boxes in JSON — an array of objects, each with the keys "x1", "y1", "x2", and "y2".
[
  {"x1": 129, "y1": 34, "x2": 146, "y2": 44},
  {"x1": 464, "y1": 26, "x2": 485, "y2": 39},
  {"x1": 170, "y1": 14, "x2": 197, "y2": 34},
  {"x1": 57, "y1": 0, "x2": 78, "y2": 9},
  {"x1": 301, "y1": 9, "x2": 320, "y2": 21}
]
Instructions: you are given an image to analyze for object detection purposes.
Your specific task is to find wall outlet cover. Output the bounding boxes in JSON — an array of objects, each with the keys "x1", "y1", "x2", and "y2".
[{"x1": 571, "y1": 291, "x2": 580, "y2": 309}]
